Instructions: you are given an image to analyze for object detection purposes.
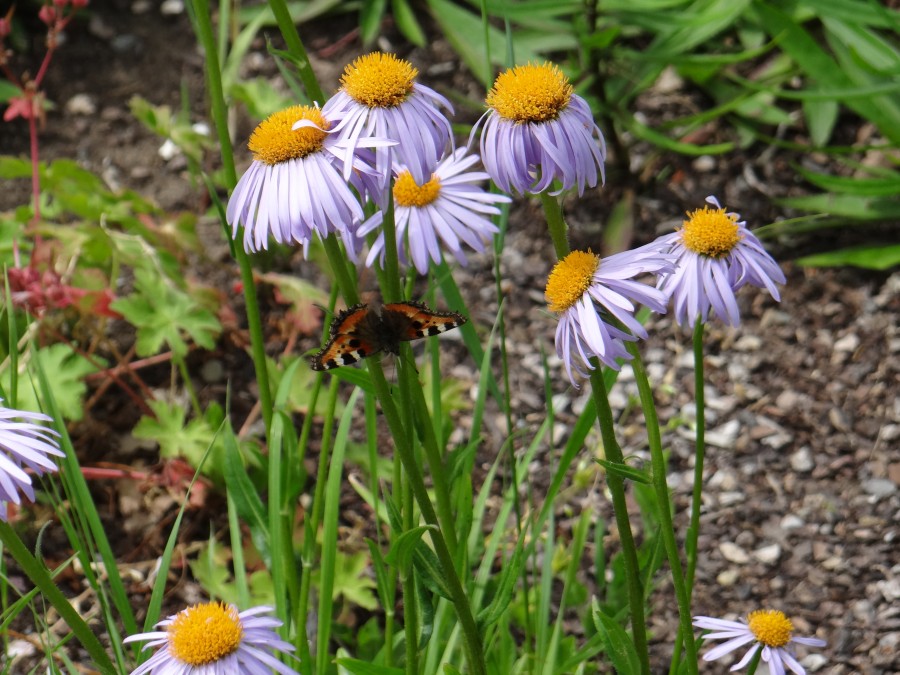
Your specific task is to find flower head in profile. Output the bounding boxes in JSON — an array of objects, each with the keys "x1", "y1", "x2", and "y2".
[
  {"x1": 323, "y1": 52, "x2": 454, "y2": 188},
  {"x1": 0, "y1": 402, "x2": 63, "y2": 520},
  {"x1": 694, "y1": 610, "x2": 826, "y2": 675},
  {"x1": 125, "y1": 602, "x2": 300, "y2": 675},
  {"x1": 656, "y1": 196, "x2": 786, "y2": 327},
  {"x1": 472, "y1": 62, "x2": 606, "y2": 196},
  {"x1": 226, "y1": 105, "x2": 388, "y2": 259},
  {"x1": 545, "y1": 245, "x2": 674, "y2": 387},
  {"x1": 360, "y1": 147, "x2": 510, "y2": 274}
]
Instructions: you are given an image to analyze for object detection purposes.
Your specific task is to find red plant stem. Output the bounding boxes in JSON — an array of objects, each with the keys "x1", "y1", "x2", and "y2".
[{"x1": 28, "y1": 111, "x2": 41, "y2": 230}]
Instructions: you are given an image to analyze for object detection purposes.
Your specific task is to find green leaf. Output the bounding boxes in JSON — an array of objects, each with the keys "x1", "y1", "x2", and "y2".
[
  {"x1": 592, "y1": 598, "x2": 642, "y2": 674},
  {"x1": 223, "y1": 426, "x2": 269, "y2": 558},
  {"x1": 393, "y1": 0, "x2": 426, "y2": 46},
  {"x1": 779, "y1": 193, "x2": 900, "y2": 220},
  {"x1": 133, "y1": 400, "x2": 223, "y2": 478},
  {"x1": 1, "y1": 344, "x2": 101, "y2": 421},
  {"x1": 360, "y1": 0, "x2": 389, "y2": 45},
  {"x1": 385, "y1": 525, "x2": 435, "y2": 570},
  {"x1": 596, "y1": 459, "x2": 652, "y2": 484},
  {"x1": 0, "y1": 80, "x2": 20, "y2": 103},
  {"x1": 754, "y1": 1, "x2": 900, "y2": 144},
  {"x1": 334, "y1": 659, "x2": 404, "y2": 675},
  {"x1": 110, "y1": 268, "x2": 220, "y2": 358},
  {"x1": 794, "y1": 166, "x2": 900, "y2": 196},
  {"x1": 330, "y1": 552, "x2": 379, "y2": 610},
  {"x1": 796, "y1": 244, "x2": 900, "y2": 270},
  {"x1": 476, "y1": 544, "x2": 525, "y2": 630}
]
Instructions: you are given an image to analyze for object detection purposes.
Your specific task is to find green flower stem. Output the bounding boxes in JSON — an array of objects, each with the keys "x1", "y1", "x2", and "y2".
[
  {"x1": 0, "y1": 523, "x2": 116, "y2": 675},
  {"x1": 191, "y1": 0, "x2": 273, "y2": 433},
  {"x1": 405, "y1": 364, "x2": 460, "y2": 560},
  {"x1": 267, "y1": 0, "x2": 325, "y2": 104},
  {"x1": 173, "y1": 353, "x2": 202, "y2": 418},
  {"x1": 297, "y1": 377, "x2": 340, "y2": 662},
  {"x1": 378, "y1": 195, "x2": 402, "y2": 302},
  {"x1": 746, "y1": 647, "x2": 762, "y2": 674},
  {"x1": 540, "y1": 192, "x2": 569, "y2": 260},
  {"x1": 670, "y1": 319, "x2": 707, "y2": 673},
  {"x1": 367, "y1": 360, "x2": 486, "y2": 675},
  {"x1": 625, "y1": 342, "x2": 699, "y2": 675},
  {"x1": 541, "y1": 192, "x2": 648, "y2": 671},
  {"x1": 686, "y1": 319, "x2": 706, "y2": 593},
  {"x1": 321, "y1": 236, "x2": 360, "y2": 307},
  {"x1": 369, "y1": 187, "x2": 477, "y2": 666},
  {"x1": 587, "y1": 368, "x2": 651, "y2": 675}
]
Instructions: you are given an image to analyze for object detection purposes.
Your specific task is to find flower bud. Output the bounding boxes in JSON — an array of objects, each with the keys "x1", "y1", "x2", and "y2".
[{"x1": 38, "y1": 5, "x2": 57, "y2": 24}]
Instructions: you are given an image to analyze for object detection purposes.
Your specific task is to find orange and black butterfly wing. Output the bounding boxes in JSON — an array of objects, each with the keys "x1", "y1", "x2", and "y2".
[
  {"x1": 382, "y1": 301, "x2": 468, "y2": 344},
  {"x1": 309, "y1": 304, "x2": 384, "y2": 371}
]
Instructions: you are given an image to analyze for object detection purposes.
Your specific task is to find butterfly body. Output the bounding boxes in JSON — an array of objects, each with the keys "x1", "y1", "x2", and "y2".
[{"x1": 310, "y1": 301, "x2": 467, "y2": 371}]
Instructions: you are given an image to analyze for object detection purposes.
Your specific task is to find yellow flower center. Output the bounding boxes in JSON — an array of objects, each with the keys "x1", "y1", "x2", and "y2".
[
  {"x1": 679, "y1": 204, "x2": 742, "y2": 258},
  {"x1": 545, "y1": 250, "x2": 600, "y2": 313},
  {"x1": 486, "y1": 62, "x2": 573, "y2": 123},
  {"x1": 747, "y1": 609, "x2": 793, "y2": 648},
  {"x1": 340, "y1": 52, "x2": 417, "y2": 108},
  {"x1": 167, "y1": 602, "x2": 243, "y2": 666},
  {"x1": 393, "y1": 170, "x2": 441, "y2": 207},
  {"x1": 248, "y1": 105, "x2": 329, "y2": 165}
]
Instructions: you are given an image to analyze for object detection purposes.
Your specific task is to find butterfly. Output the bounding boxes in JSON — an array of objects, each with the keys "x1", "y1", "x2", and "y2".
[{"x1": 309, "y1": 301, "x2": 467, "y2": 371}]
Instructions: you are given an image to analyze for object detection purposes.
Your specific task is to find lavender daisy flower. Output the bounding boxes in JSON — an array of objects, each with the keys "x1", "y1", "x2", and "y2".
[
  {"x1": 125, "y1": 602, "x2": 300, "y2": 675},
  {"x1": 545, "y1": 245, "x2": 675, "y2": 387},
  {"x1": 226, "y1": 105, "x2": 389, "y2": 259},
  {"x1": 656, "y1": 196, "x2": 786, "y2": 327},
  {"x1": 323, "y1": 52, "x2": 453, "y2": 188},
  {"x1": 694, "y1": 610, "x2": 826, "y2": 674},
  {"x1": 471, "y1": 62, "x2": 606, "y2": 196},
  {"x1": 360, "y1": 147, "x2": 510, "y2": 274},
  {"x1": 0, "y1": 402, "x2": 63, "y2": 520}
]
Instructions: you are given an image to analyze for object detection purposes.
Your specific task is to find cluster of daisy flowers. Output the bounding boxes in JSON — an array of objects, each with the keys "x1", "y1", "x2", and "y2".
[
  {"x1": 223, "y1": 50, "x2": 826, "y2": 673},
  {"x1": 227, "y1": 52, "x2": 511, "y2": 273},
  {"x1": 545, "y1": 195, "x2": 787, "y2": 387}
]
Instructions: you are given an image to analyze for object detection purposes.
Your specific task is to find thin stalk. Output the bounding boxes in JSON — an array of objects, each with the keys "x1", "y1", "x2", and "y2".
[
  {"x1": 321, "y1": 236, "x2": 360, "y2": 306},
  {"x1": 366, "y1": 395, "x2": 396, "y2": 667},
  {"x1": 367, "y1": 360, "x2": 486, "y2": 675},
  {"x1": 191, "y1": 0, "x2": 274, "y2": 433},
  {"x1": 540, "y1": 192, "x2": 569, "y2": 260},
  {"x1": 587, "y1": 368, "x2": 651, "y2": 675},
  {"x1": 173, "y1": 353, "x2": 202, "y2": 418},
  {"x1": 267, "y1": 0, "x2": 325, "y2": 103},
  {"x1": 686, "y1": 319, "x2": 706, "y2": 593},
  {"x1": 297, "y1": 377, "x2": 340, "y2": 663},
  {"x1": 670, "y1": 319, "x2": 706, "y2": 673},
  {"x1": 747, "y1": 648, "x2": 762, "y2": 674},
  {"x1": 405, "y1": 366, "x2": 459, "y2": 560},
  {"x1": 625, "y1": 343, "x2": 698, "y2": 674}
]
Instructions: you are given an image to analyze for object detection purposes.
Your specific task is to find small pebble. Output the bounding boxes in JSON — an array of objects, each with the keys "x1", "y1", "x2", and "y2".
[
  {"x1": 833, "y1": 333, "x2": 860, "y2": 352},
  {"x1": 781, "y1": 514, "x2": 804, "y2": 530},
  {"x1": 862, "y1": 478, "x2": 896, "y2": 498},
  {"x1": 719, "y1": 542, "x2": 750, "y2": 564},
  {"x1": 802, "y1": 654, "x2": 829, "y2": 672},
  {"x1": 705, "y1": 419, "x2": 741, "y2": 449},
  {"x1": 65, "y1": 93, "x2": 97, "y2": 116},
  {"x1": 716, "y1": 568, "x2": 740, "y2": 586},
  {"x1": 160, "y1": 0, "x2": 185, "y2": 15},
  {"x1": 790, "y1": 447, "x2": 815, "y2": 473},
  {"x1": 753, "y1": 543, "x2": 781, "y2": 564}
]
